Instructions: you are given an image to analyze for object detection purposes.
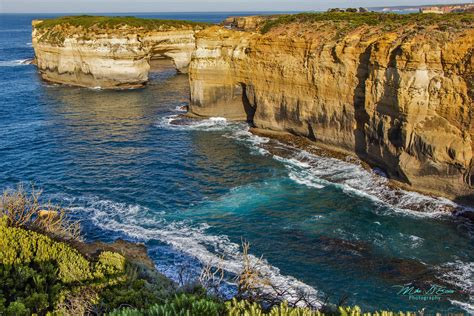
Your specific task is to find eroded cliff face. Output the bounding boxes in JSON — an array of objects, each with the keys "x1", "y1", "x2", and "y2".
[
  {"x1": 188, "y1": 22, "x2": 474, "y2": 200},
  {"x1": 32, "y1": 20, "x2": 199, "y2": 88},
  {"x1": 31, "y1": 15, "x2": 474, "y2": 201}
]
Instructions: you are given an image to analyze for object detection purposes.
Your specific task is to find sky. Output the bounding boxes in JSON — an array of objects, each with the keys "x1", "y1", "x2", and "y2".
[{"x1": 0, "y1": 0, "x2": 470, "y2": 13}]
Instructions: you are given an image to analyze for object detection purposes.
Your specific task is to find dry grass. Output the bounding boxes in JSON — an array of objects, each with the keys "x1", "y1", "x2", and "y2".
[
  {"x1": 236, "y1": 241, "x2": 272, "y2": 301},
  {"x1": 0, "y1": 184, "x2": 81, "y2": 242},
  {"x1": 199, "y1": 257, "x2": 225, "y2": 297}
]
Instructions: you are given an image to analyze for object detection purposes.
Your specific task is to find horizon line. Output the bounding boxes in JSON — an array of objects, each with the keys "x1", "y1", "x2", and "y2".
[{"x1": 1, "y1": 2, "x2": 472, "y2": 14}]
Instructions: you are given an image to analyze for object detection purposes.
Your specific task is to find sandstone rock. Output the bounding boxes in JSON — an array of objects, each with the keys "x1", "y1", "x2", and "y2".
[
  {"x1": 31, "y1": 15, "x2": 474, "y2": 202},
  {"x1": 188, "y1": 20, "x2": 474, "y2": 201},
  {"x1": 32, "y1": 20, "x2": 199, "y2": 89}
]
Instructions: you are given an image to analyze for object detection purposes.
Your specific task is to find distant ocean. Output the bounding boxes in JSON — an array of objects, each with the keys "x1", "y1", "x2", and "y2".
[{"x1": 0, "y1": 12, "x2": 472, "y2": 313}]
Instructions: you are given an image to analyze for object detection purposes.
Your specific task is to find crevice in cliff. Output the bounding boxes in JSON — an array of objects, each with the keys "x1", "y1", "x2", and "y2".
[
  {"x1": 353, "y1": 44, "x2": 371, "y2": 160},
  {"x1": 241, "y1": 83, "x2": 256, "y2": 123}
]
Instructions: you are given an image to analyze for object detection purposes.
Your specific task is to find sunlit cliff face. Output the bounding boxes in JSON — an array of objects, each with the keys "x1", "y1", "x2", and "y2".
[
  {"x1": 32, "y1": 20, "x2": 197, "y2": 89},
  {"x1": 188, "y1": 22, "x2": 473, "y2": 202},
  {"x1": 32, "y1": 16, "x2": 474, "y2": 203}
]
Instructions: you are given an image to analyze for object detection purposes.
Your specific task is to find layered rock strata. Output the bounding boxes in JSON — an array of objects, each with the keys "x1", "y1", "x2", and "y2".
[
  {"x1": 188, "y1": 20, "x2": 473, "y2": 201},
  {"x1": 31, "y1": 15, "x2": 474, "y2": 202},
  {"x1": 32, "y1": 19, "x2": 201, "y2": 88}
]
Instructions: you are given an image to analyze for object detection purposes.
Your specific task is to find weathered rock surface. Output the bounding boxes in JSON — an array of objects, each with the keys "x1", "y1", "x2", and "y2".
[
  {"x1": 31, "y1": 15, "x2": 474, "y2": 202},
  {"x1": 32, "y1": 20, "x2": 199, "y2": 88},
  {"x1": 188, "y1": 20, "x2": 474, "y2": 201}
]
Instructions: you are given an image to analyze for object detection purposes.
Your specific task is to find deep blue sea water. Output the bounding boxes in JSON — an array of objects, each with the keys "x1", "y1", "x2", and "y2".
[{"x1": 0, "y1": 13, "x2": 473, "y2": 314}]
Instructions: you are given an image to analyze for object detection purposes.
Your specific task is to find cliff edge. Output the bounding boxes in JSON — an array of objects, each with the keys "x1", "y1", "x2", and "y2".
[{"x1": 188, "y1": 13, "x2": 474, "y2": 202}]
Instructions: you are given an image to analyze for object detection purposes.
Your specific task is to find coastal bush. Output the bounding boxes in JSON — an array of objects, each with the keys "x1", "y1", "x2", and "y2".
[
  {"x1": 108, "y1": 294, "x2": 225, "y2": 316},
  {"x1": 0, "y1": 216, "x2": 92, "y2": 283},
  {"x1": 35, "y1": 15, "x2": 210, "y2": 31},
  {"x1": 260, "y1": 12, "x2": 474, "y2": 33},
  {"x1": 110, "y1": 298, "x2": 416, "y2": 316},
  {"x1": 0, "y1": 217, "x2": 93, "y2": 313},
  {"x1": 0, "y1": 215, "x2": 174, "y2": 314}
]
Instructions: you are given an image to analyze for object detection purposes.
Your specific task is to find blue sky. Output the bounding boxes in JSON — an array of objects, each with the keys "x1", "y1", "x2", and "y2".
[{"x1": 0, "y1": 0, "x2": 469, "y2": 13}]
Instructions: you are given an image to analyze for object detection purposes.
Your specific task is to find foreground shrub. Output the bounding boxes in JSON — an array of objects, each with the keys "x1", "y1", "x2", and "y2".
[
  {"x1": 0, "y1": 216, "x2": 173, "y2": 314},
  {"x1": 110, "y1": 298, "x2": 416, "y2": 316},
  {"x1": 0, "y1": 218, "x2": 94, "y2": 314},
  {"x1": 109, "y1": 294, "x2": 225, "y2": 316},
  {"x1": 0, "y1": 216, "x2": 92, "y2": 283}
]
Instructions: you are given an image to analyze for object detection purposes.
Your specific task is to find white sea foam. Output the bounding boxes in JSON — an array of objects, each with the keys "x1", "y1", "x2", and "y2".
[
  {"x1": 64, "y1": 196, "x2": 322, "y2": 307},
  {"x1": 288, "y1": 170, "x2": 325, "y2": 189},
  {"x1": 397, "y1": 233, "x2": 424, "y2": 248},
  {"x1": 450, "y1": 300, "x2": 474, "y2": 315},
  {"x1": 437, "y1": 261, "x2": 474, "y2": 313},
  {"x1": 174, "y1": 105, "x2": 188, "y2": 112},
  {"x1": 157, "y1": 115, "x2": 232, "y2": 132},
  {"x1": 222, "y1": 125, "x2": 461, "y2": 218},
  {"x1": 0, "y1": 59, "x2": 31, "y2": 67}
]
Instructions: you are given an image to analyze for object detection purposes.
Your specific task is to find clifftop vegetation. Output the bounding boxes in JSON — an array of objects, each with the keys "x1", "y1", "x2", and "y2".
[
  {"x1": 260, "y1": 11, "x2": 474, "y2": 33},
  {"x1": 34, "y1": 15, "x2": 210, "y2": 31}
]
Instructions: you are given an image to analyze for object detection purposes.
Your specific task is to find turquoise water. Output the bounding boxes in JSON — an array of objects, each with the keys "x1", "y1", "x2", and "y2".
[{"x1": 0, "y1": 13, "x2": 473, "y2": 314}]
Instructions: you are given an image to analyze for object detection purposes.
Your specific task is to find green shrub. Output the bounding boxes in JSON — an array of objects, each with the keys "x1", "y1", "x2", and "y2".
[
  {"x1": 0, "y1": 217, "x2": 173, "y2": 314},
  {"x1": 109, "y1": 294, "x2": 225, "y2": 316},
  {"x1": 260, "y1": 12, "x2": 474, "y2": 33},
  {"x1": 35, "y1": 15, "x2": 210, "y2": 31},
  {"x1": 110, "y1": 298, "x2": 417, "y2": 316},
  {"x1": 95, "y1": 251, "x2": 127, "y2": 278},
  {"x1": 227, "y1": 299, "x2": 323, "y2": 316},
  {"x1": 0, "y1": 216, "x2": 92, "y2": 283}
]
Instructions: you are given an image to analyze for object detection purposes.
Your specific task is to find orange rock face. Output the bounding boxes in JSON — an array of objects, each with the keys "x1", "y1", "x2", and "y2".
[{"x1": 189, "y1": 23, "x2": 474, "y2": 201}]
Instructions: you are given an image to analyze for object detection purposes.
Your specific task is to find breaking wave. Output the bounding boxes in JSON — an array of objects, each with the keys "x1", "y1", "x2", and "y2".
[
  {"x1": 63, "y1": 195, "x2": 322, "y2": 306},
  {"x1": 156, "y1": 114, "x2": 469, "y2": 218},
  {"x1": 223, "y1": 126, "x2": 465, "y2": 218},
  {"x1": 437, "y1": 261, "x2": 474, "y2": 313},
  {"x1": 157, "y1": 114, "x2": 232, "y2": 132},
  {"x1": 0, "y1": 59, "x2": 32, "y2": 67}
]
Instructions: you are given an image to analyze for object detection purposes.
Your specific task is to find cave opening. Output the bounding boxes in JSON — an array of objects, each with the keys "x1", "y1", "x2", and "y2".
[{"x1": 148, "y1": 56, "x2": 177, "y2": 82}]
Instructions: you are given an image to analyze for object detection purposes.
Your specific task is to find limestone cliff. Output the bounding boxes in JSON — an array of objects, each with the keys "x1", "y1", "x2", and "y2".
[
  {"x1": 31, "y1": 14, "x2": 474, "y2": 202},
  {"x1": 32, "y1": 17, "x2": 207, "y2": 88},
  {"x1": 188, "y1": 14, "x2": 474, "y2": 201}
]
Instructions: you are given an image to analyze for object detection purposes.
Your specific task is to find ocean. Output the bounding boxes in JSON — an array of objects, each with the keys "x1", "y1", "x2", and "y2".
[{"x1": 0, "y1": 12, "x2": 473, "y2": 313}]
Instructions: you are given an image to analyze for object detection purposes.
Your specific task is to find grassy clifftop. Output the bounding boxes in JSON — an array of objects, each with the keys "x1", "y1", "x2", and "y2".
[
  {"x1": 33, "y1": 15, "x2": 211, "y2": 45},
  {"x1": 34, "y1": 15, "x2": 210, "y2": 31},
  {"x1": 260, "y1": 11, "x2": 474, "y2": 33}
]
